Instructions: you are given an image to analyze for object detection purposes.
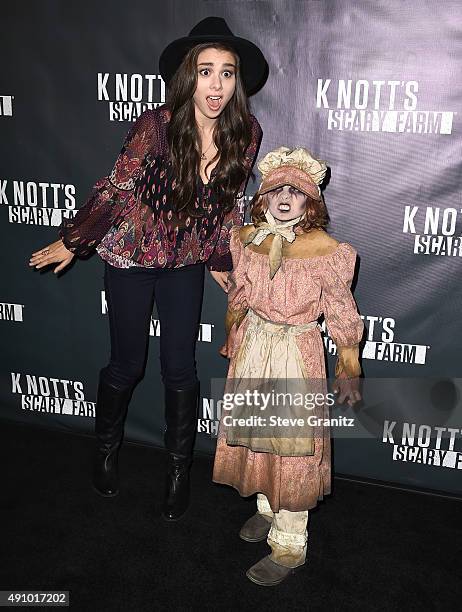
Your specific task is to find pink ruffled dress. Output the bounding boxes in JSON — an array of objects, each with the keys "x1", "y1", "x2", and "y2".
[{"x1": 212, "y1": 226, "x2": 364, "y2": 512}]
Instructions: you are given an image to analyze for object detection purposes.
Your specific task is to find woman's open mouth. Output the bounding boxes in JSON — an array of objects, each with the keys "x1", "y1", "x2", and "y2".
[
  {"x1": 277, "y1": 203, "x2": 291, "y2": 212},
  {"x1": 206, "y1": 96, "x2": 222, "y2": 111}
]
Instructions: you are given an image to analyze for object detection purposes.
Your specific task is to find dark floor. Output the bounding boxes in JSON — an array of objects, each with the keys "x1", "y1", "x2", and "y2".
[{"x1": 1, "y1": 419, "x2": 461, "y2": 611}]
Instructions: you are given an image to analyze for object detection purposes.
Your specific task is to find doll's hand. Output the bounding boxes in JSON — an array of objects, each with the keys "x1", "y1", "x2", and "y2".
[
  {"x1": 219, "y1": 318, "x2": 242, "y2": 360},
  {"x1": 219, "y1": 343, "x2": 229, "y2": 358},
  {"x1": 332, "y1": 372, "x2": 361, "y2": 407}
]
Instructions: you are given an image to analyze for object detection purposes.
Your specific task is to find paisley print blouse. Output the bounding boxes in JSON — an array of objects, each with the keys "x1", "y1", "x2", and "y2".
[{"x1": 58, "y1": 105, "x2": 263, "y2": 271}]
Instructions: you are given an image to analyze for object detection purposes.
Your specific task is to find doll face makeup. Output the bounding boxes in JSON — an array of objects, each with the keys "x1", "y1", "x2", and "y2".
[
  {"x1": 193, "y1": 48, "x2": 236, "y2": 119},
  {"x1": 265, "y1": 185, "x2": 308, "y2": 222}
]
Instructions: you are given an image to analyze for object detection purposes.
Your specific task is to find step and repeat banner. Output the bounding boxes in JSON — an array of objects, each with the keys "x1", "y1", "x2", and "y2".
[{"x1": 1, "y1": 1, "x2": 461, "y2": 496}]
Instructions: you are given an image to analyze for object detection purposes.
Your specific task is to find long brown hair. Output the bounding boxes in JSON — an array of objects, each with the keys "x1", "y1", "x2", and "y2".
[
  {"x1": 165, "y1": 42, "x2": 254, "y2": 217},
  {"x1": 250, "y1": 191, "x2": 330, "y2": 231}
]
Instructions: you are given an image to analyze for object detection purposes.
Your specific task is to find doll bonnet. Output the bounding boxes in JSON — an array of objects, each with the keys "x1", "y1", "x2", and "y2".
[
  {"x1": 244, "y1": 147, "x2": 328, "y2": 280},
  {"x1": 257, "y1": 146, "x2": 327, "y2": 200}
]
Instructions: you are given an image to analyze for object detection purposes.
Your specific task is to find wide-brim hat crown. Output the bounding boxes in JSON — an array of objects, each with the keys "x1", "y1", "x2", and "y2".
[{"x1": 159, "y1": 16, "x2": 268, "y2": 95}]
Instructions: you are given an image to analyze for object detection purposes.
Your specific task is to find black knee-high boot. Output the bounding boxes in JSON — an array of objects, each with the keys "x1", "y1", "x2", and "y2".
[
  {"x1": 92, "y1": 371, "x2": 132, "y2": 497},
  {"x1": 162, "y1": 382, "x2": 199, "y2": 521}
]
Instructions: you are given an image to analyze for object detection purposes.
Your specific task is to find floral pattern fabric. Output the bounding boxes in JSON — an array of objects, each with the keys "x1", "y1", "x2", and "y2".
[
  {"x1": 212, "y1": 227, "x2": 365, "y2": 512},
  {"x1": 58, "y1": 106, "x2": 262, "y2": 271}
]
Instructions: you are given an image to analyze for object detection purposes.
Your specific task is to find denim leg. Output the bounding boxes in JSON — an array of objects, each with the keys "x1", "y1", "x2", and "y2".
[
  {"x1": 154, "y1": 263, "x2": 205, "y2": 390},
  {"x1": 102, "y1": 262, "x2": 156, "y2": 391}
]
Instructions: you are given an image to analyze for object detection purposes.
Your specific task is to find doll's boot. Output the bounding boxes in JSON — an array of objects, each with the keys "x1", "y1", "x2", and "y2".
[
  {"x1": 246, "y1": 555, "x2": 304, "y2": 586},
  {"x1": 162, "y1": 382, "x2": 199, "y2": 521},
  {"x1": 92, "y1": 372, "x2": 131, "y2": 497},
  {"x1": 239, "y1": 512, "x2": 272, "y2": 542}
]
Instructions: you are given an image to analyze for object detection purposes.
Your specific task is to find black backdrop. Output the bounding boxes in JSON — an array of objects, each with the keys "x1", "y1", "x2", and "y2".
[{"x1": 1, "y1": 1, "x2": 461, "y2": 497}]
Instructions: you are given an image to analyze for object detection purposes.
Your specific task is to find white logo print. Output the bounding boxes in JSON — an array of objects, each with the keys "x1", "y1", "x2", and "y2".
[
  {"x1": 197, "y1": 397, "x2": 223, "y2": 436},
  {"x1": 0, "y1": 302, "x2": 25, "y2": 322},
  {"x1": 0, "y1": 179, "x2": 77, "y2": 226},
  {"x1": 97, "y1": 73, "x2": 166, "y2": 122},
  {"x1": 316, "y1": 79, "x2": 454, "y2": 134},
  {"x1": 0, "y1": 95, "x2": 14, "y2": 117},
  {"x1": 11, "y1": 372, "x2": 95, "y2": 417},
  {"x1": 403, "y1": 205, "x2": 462, "y2": 257},
  {"x1": 383, "y1": 420, "x2": 462, "y2": 469},
  {"x1": 322, "y1": 314, "x2": 430, "y2": 365}
]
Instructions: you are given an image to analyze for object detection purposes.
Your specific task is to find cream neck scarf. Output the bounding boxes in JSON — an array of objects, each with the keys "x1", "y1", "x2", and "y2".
[{"x1": 243, "y1": 210, "x2": 303, "y2": 279}]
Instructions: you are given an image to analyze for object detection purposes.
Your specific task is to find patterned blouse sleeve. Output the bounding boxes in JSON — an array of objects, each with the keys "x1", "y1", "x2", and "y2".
[
  {"x1": 58, "y1": 109, "x2": 158, "y2": 257},
  {"x1": 320, "y1": 243, "x2": 365, "y2": 378},
  {"x1": 206, "y1": 115, "x2": 263, "y2": 272}
]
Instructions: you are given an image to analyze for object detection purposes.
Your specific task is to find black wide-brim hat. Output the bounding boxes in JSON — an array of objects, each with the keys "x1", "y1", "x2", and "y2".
[{"x1": 159, "y1": 16, "x2": 268, "y2": 96}]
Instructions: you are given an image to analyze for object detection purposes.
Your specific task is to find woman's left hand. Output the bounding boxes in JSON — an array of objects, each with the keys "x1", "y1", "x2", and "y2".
[{"x1": 209, "y1": 270, "x2": 230, "y2": 292}]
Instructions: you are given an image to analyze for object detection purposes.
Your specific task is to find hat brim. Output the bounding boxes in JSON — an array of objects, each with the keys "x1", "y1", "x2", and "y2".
[
  {"x1": 159, "y1": 34, "x2": 268, "y2": 96},
  {"x1": 259, "y1": 180, "x2": 321, "y2": 200}
]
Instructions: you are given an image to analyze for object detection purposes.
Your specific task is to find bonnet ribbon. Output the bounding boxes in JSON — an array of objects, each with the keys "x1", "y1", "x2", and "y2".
[{"x1": 243, "y1": 209, "x2": 303, "y2": 279}]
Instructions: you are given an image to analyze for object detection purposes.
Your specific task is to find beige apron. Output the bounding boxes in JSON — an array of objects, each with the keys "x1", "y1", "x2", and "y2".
[{"x1": 224, "y1": 308, "x2": 321, "y2": 456}]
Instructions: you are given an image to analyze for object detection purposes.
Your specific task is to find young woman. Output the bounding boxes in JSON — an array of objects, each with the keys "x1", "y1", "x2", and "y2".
[
  {"x1": 213, "y1": 146, "x2": 364, "y2": 585},
  {"x1": 29, "y1": 17, "x2": 266, "y2": 522}
]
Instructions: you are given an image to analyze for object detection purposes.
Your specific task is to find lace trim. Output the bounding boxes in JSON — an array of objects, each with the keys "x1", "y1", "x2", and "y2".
[{"x1": 268, "y1": 525, "x2": 308, "y2": 548}]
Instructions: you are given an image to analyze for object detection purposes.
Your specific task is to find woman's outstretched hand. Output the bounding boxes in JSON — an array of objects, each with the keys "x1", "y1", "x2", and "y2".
[
  {"x1": 29, "y1": 239, "x2": 75, "y2": 274},
  {"x1": 209, "y1": 270, "x2": 230, "y2": 292}
]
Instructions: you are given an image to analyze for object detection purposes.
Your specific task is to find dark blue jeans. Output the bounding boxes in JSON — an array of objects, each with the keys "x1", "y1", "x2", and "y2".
[{"x1": 101, "y1": 261, "x2": 205, "y2": 392}]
